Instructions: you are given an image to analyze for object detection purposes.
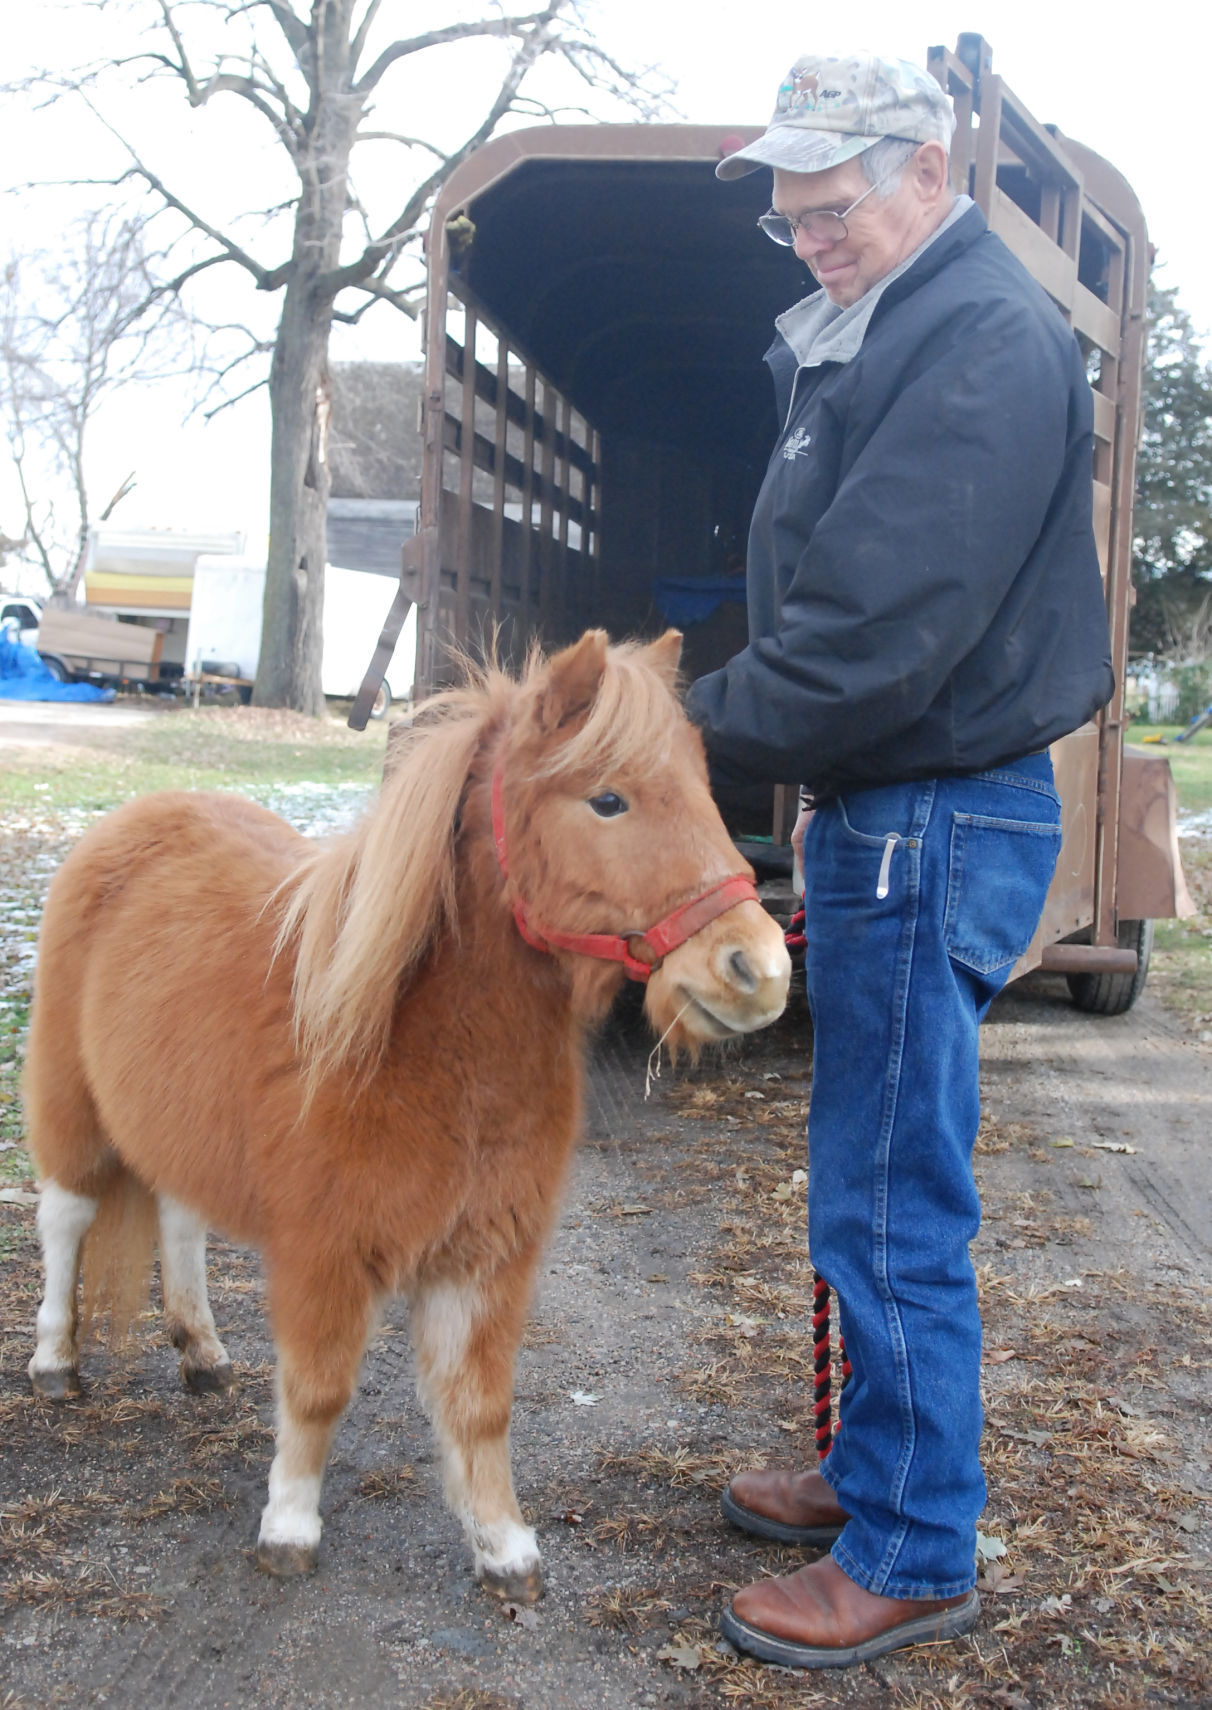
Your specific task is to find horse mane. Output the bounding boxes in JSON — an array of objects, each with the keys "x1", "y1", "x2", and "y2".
[
  {"x1": 277, "y1": 665, "x2": 511, "y2": 1093},
  {"x1": 277, "y1": 634, "x2": 684, "y2": 1096}
]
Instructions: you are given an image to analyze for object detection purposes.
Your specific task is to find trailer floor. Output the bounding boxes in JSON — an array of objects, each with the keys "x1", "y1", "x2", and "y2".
[{"x1": 2, "y1": 965, "x2": 1210, "y2": 1709}]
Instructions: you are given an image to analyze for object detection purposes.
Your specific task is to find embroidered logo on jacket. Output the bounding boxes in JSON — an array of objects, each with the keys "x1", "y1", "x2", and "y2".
[{"x1": 783, "y1": 426, "x2": 813, "y2": 460}]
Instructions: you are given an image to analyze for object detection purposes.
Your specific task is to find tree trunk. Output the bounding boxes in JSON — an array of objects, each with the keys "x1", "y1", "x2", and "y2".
[
  {"x1": 255, "y1": 280, "x2": 333, "y2": 714},
  {"x1": 253, "y1": 1, "x2": 360, "y2": 714}
]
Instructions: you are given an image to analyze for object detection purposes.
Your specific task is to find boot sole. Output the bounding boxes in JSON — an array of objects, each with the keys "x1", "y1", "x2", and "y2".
[
  {"x1": 719, "y1": 1588, "x2": 981, "y2": 1669},
  {"x1": 720, "y1": 1486, "x2": 846, "y2": 1548}
]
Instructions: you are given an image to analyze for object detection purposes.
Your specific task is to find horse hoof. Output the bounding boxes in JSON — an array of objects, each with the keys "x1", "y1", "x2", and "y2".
[
  {"x1": 479, "y1": 1562, "x2": 544, "y2": 1604},
  {"x1": 183, "y1": 1359, "x2": 236, "y2": 1395},
  {"x1": 255, "y1": 1539, "x2": 319, "y2": 1578},
  {"x1": 29, "y1": 1366, "x2": 81, "y2": 1401}
]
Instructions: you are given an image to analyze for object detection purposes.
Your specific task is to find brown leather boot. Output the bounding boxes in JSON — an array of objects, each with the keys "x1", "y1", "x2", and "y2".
[
  {"x1": 721, "y1": 1467, "x2": 849, "y2": 1547},
  {"x1": 720, "y1": 1554, "x2": 980, "y2": 1670}
]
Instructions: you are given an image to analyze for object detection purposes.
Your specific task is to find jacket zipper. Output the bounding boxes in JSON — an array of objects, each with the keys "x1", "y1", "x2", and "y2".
[{"x1": 783, "y1": 365, "x2": 807, "y2": 434}]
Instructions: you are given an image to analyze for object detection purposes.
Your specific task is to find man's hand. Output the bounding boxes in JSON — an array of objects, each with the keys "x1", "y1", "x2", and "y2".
[{"x1": 791, "y1": 800, "x2": 814, "y2": 901}]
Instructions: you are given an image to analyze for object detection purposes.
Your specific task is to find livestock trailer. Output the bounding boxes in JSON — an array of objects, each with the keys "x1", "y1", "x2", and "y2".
[{"x1": 352, "y1": 33, "x2": 1191, "y2": 1013}]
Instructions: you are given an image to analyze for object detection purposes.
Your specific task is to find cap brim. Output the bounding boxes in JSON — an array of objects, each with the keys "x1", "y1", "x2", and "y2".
[{"x1": 716, "y1": 129, "x2": 877, "y2": 181}]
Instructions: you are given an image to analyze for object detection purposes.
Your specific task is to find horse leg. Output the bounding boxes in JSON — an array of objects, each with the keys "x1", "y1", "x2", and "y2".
[
  {"x1": 157, "y1": 1195, "x2": 235, "y2": 1394},
  {"x1": 256, "y1": 1259, "x2": 375, "y2": 1577},
  {"x1": 28, "y1": 1180, "x2": 98, "y2": 1399},
  {"x1": 411, "y1": 1256, "x2": 542, "y2": 1602}
]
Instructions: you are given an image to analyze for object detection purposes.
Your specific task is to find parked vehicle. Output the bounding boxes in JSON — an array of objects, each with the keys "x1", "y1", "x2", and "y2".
[
  {"x1": 348, "y1": 32, "x2": 1189, "y2": 1013},
  {"x1": 185, "y1": 558, "x2": 417, "y2": 716},
  {"x1": 0, "y1": 592, "x2": 42, "y2": 652},
  {"x1": 0, "y1": 591, "x2": 169, "y2": 691}
]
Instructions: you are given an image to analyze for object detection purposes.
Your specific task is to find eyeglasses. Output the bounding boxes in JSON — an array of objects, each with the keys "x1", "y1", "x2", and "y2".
[{"x1": 757, "y1": 167, "x2": 903, "y2": 248}]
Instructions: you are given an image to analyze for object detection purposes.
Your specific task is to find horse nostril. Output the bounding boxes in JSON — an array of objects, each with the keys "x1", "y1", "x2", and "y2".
[{"x1": 728, "y1": 949, "x2": 758, "y2": 994}]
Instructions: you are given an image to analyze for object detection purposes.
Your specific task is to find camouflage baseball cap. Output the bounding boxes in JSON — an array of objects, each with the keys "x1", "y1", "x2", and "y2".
[{"x1": 717, "y1": 50, "x2": 956, "y2": 180}]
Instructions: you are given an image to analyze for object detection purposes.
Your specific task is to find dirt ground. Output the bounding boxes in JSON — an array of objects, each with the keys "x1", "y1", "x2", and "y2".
[{"x1": 1, "y1": 712, "x2": 1210, "y2": 1709}]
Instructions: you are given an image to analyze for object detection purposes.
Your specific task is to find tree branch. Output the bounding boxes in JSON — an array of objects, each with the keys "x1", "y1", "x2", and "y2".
[
  {"x1": 350, "y1": 0, "x2": 383, "y2": 71},
  {"x1": 116, "y1": 7, "x2": 304, "y2": 155},
  {"x1": 155, "y1": 0, "x2": 204, "y2": 103},
  {"x1": 330, "y1": 275, "x2": 421, "y2": 323},
  {"x1": 202, "y1": 373, "x2": 269, "y2": 420},
  {"x1": 251, "y1": 0, "x2": 311, "y2": 60},
  {"x1": 353, "y1": 7, "x2": 565, "y2": 95},
  {"x1": 128, "y1": 159, "x2": 288, "y2": 288},
  {"x1": 188, "y1": 70, "x2": 301, "y2": 155},
  {"x1": 354, "y1": 130, "x2": 448, "y2": 162},
  {"x1": 322, "y1": 3, "x2": 567, "y2": 297}
]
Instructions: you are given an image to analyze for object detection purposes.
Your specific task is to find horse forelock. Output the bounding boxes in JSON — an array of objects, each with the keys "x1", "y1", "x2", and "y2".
[{"x1": 521, "y1": 641, "x2": 686, "y2": 785}]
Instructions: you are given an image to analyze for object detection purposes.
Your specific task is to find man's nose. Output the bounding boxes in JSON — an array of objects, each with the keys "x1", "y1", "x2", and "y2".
[{"x1": 794, "y1": 225, "x2": 840, "y2": 262}]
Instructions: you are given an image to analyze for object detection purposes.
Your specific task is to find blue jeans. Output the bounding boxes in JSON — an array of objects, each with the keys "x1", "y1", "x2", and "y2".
[{"x1": 801, "y1": 754, "x2": 1061, "y2": 1598}]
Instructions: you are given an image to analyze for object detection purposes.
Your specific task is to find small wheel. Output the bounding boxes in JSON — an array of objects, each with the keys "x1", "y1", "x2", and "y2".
[
  {"x1": 369, "y1": 681, "x2": 392, "y2": 720},
  {"x1": 1067, "y1": 917, "x2": 1154, "y2": 1016},
  {"x1": 40, "y1": 654, "x2": 70, "y2": 682}
]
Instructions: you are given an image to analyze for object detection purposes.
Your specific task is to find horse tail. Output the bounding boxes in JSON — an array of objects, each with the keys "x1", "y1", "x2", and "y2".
[{"x1": 80, "y1": 1168, "x2": 158, "y2": 1349}]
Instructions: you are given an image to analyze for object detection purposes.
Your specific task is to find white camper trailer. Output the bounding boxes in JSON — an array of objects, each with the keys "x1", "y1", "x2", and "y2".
[{"x1": 185, "y1": 559, "x2": 417, "y2": 715}]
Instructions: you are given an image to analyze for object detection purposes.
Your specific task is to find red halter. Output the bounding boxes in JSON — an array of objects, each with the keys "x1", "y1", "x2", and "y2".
[{"x1": 490, "y1": 760, "x2": 760, "y2": 983}]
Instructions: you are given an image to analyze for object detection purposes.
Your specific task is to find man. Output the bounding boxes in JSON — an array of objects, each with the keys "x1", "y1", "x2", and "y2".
[{"x1": 687, "y1": 51, "x2": 1112, "y2": 1670}]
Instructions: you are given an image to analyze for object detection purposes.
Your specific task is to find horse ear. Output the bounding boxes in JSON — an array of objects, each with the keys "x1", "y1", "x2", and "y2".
[
  {"x1": 538, "y1": 629, "x2": 609, "y2": 732},
  {"x1": 643, "y1": 629, "x2": 683, "y2": 688}
]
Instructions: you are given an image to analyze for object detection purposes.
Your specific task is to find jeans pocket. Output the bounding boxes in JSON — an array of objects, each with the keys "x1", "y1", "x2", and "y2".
[{"x1": 944, "y1": 812, "x2": 1061, "y2": 975}]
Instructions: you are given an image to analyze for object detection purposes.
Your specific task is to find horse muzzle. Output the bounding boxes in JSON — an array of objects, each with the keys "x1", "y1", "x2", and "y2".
[{"x1": 645, "y1": 898, "x2": 791, "y2": 1045}]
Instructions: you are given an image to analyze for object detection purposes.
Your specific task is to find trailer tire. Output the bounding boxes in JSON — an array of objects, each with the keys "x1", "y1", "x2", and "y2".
[
  {"x1": 369, "y1": 682, "x2": 392, "y2": 720},
  {"x1": 39, "y1": 654, "x2": 70, "y2": 682},
  {"x1": 1067, "y1": 917, "x2": 1154, "y2": 1016}
]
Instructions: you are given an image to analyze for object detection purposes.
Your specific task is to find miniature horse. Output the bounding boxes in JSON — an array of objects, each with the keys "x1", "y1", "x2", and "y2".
[{"x1": 24, "y1": 630, "x2": 789, "y2": 1600}]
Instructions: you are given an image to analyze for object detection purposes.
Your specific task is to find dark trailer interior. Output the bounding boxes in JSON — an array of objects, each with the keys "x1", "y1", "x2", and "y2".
[
  {"x1": 382, "y1": 123, "x2": 811, "y2": 838},
  {"x1": 450, "y1": 148, "x2": 804, "y2": 667}
]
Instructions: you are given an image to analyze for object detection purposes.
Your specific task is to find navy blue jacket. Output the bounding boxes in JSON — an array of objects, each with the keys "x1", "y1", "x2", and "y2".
[{"x1": 687, "y1": 204, "x2": 1114, "y2": 799}]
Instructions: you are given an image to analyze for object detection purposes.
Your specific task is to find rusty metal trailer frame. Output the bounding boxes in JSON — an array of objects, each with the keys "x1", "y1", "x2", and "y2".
[{"x1": 352, "y1": 33, "x2": 1190, "y2": 996}]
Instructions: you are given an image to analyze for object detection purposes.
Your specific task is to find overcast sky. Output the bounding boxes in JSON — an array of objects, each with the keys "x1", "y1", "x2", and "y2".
[{"x1": 2, "y1": 0, "x2": 1209, "y2": 569}]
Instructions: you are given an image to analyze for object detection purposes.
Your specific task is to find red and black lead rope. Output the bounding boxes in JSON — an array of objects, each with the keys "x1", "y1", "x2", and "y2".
[{"x1": 811, "y1": 1270, "x2": 852, "y2": 1461}]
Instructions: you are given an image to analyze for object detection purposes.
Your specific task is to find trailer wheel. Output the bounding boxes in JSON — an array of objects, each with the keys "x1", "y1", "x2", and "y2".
[
  {"x1": 1067, "y1": 917, "x2": 1154, "y2": 1016},
  {"x1": 39, "y1": 654, "x2": 70, "y2": 682},
  {"x1": 369, "y1": 682, "x2": 392, "y2": 720}
]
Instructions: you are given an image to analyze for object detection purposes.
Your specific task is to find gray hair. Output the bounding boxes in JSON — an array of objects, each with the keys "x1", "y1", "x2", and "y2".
[{"x1": 859, "y1": 136, "x2": 928, "y2": 196}]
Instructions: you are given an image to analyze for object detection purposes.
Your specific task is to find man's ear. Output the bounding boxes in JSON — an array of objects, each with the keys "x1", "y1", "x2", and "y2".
[
  {"x1": 536, "y1": 629, "x2": 609, "y2": 732},
  {"x1": 911, "y1": 139, "x2": 951, "y2": 200}
]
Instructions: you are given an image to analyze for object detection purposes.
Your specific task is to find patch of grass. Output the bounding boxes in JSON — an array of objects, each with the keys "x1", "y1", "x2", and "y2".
[
  {"x1": 0, "y1": 704, "x2": 387, "y2": 816},
  {"x1": 584, "y1": 1583, "x2": 671, "y2": 1631},
  {"x1": 1126, "y1": 722, "x2": 1212, "y2": 816},
  {"x1": 356, "y1": 1465, "x2": 416, "y2": 1501},
  {"x1": 1153, "y1": 834, "x2": 1212, "y2": 1031},
  {"x1": 1125, "y1": 725, "x2": 1212, "y2": 1032}
]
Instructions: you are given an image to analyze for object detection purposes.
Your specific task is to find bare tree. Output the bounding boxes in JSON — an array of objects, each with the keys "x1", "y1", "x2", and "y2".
[
  {"x1": 22, "y1": 1, "x2": 665, "y2": 712},
  {"x1": 0, "y1": 211, "x2": 194, "y2": 602}
]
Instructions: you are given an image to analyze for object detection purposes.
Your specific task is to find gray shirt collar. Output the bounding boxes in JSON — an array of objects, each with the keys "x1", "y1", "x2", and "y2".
[{"x1": 776, "y1": 194, "x2": 973, "y2": 369}]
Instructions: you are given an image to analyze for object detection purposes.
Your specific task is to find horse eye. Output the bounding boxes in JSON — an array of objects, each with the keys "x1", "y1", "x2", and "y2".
[{"x1": 588, "y1": 791, "x2": 628, "y2": 818}]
